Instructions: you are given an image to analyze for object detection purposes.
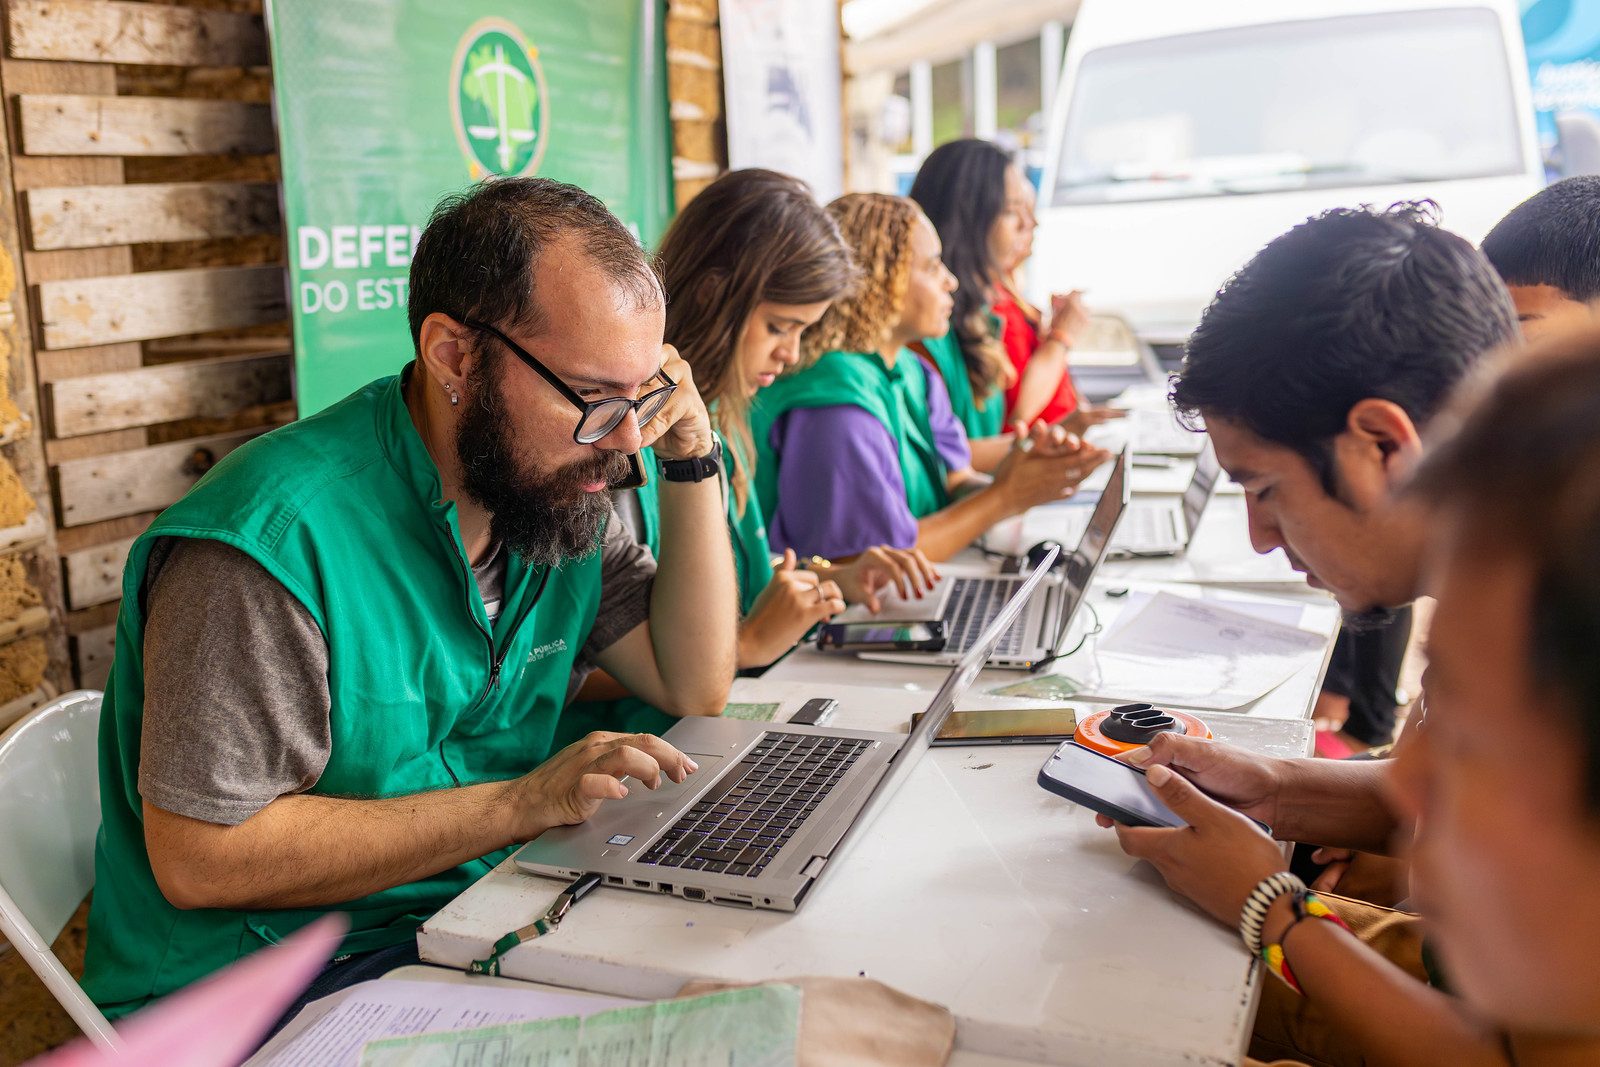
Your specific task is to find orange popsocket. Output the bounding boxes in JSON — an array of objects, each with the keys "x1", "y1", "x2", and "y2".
[{"x1": 1074, "y1": 702, "x2": 1211, "y2": 755}]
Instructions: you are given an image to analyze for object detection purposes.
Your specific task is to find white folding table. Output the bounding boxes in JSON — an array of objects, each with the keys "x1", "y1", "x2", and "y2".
[{"x1": 417, "y1": 493, "x2": 1338, "y2": 1066}]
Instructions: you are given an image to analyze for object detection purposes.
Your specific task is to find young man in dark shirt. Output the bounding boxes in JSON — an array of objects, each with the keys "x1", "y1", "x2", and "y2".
[{"x1": 1096, "y1": 203, "x2": 1522, "y2": 1064}]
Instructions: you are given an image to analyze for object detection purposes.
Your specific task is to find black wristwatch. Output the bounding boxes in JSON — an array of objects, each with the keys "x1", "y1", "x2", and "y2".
[{"x1": 658, "y1": 439, "x2": 722, "y2": 483}]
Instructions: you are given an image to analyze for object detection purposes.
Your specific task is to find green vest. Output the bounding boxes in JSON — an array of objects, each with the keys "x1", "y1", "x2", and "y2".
[
  {"x1": 919, "y1": 317, "x2": 1005, "y2": 440},
  {"x1": 82, "y1": 373, "x2": 601, "y2": 1018},
  {"x1": 749, "y1": 349, "x2": 951, "y2": 526},
  {"x1": 556, "y1": 437, "x2": 770, "y2": 743}
]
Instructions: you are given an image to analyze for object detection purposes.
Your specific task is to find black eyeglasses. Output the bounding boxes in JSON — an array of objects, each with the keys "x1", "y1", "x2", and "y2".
[{"x1": 463, "y1": 318, "x2": 677, "y2": 444}]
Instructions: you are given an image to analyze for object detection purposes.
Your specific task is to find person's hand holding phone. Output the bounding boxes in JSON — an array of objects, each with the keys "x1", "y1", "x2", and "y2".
[
  {"x1": 1102, "y1": 764, "x2": 1289, "y2": 930},
  {"x1": 737, "y1": 548, "x2": 845, "y2": 668},
  {"x1": 1094, "y1": 734, "x2": 1287, "y2": 832}
]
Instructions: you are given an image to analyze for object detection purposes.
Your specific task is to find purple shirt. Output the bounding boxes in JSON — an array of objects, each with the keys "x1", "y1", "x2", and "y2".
[{"x1": 766, "y1": 358, "x2": 971, "y2": 558}]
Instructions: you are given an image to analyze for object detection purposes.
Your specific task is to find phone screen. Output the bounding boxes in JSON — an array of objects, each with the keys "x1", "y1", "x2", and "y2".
[
  {"x1": 913, "y1": 708, "x2": 1079, "y2": 743},
  {"x1": 609, "y1": 452, "x2": 647, "y2": 491},
  {"x1": 1040, "y1": 741, "x2": 1186, "y2": 827},
  {"x1": 834, "y1": 622, "x2": 938, "y2": 644}
]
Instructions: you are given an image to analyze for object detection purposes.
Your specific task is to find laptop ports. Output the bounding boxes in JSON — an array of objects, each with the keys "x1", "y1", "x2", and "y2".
[{"x1": 683, "y1": 887, "x2": 706, "y2": 901}]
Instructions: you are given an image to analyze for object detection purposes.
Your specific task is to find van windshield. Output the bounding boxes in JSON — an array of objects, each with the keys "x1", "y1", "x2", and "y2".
[{"x1": 1052, "y1": 8, "x2": 1525, "y2": 205}]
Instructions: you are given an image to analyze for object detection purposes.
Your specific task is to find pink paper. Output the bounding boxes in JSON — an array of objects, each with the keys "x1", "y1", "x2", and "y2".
[{"x1": 35, "y1": 914, "x2": 346, "y2": 1067}]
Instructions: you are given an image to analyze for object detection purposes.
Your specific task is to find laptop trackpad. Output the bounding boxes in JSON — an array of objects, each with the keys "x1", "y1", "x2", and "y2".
[
  {"x1": 597, "y1": 753, "x2": 730, "y2": 859},
  {"x1": 624, "y1": 752, "x2": 726, "y2": 799}
]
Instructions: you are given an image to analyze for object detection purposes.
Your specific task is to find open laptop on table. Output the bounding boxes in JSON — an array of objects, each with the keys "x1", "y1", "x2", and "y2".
[
  {"x1": 512, "y1": 548, "x2": 1059, "y2": 912},
  {"x1": 853, "y1": 447, "x2": 1128, "y2": 671},
  {"x1": 1127, "y1": 406, "x2": 1206, "y2": 455},
  {"x1": 1056, "y1": 439, "x2": 1220, "y2": 558}
]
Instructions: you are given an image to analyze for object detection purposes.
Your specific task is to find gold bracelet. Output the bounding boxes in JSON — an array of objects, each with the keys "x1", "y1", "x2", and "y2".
[{"x1": 771, "y1": 554, "x2": 833, "y2": 571}]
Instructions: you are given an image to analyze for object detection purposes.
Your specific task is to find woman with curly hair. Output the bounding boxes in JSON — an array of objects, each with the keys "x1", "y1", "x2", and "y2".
[
  {"x1": 909, "y1": 139, "x2": 1120, "y2": 469},
  {"x1": 561, "y1": 171, "x2": 937, "y2": 741},
  {"x1": 749, "y1": 192, "x2": 1108, "y2": 562}
]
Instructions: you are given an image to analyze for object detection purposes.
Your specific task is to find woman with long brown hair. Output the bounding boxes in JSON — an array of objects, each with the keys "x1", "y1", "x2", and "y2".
[
  {"x1": 560, "y1": 170, "x2": 934, "y2": 741},
  {"x1": 749, "y1": 192, "x2": 1107, "y2": 562},
  {"x1": 909, "y1": 139, "x2": 1120, "y2": 459}
]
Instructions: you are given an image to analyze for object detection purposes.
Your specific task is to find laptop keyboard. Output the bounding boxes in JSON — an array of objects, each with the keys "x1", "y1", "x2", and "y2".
[
  {"x1": 1121, "y1": 506, "x2": 1180, "y2": 549},
  {"x1": 945, "y1": 577, "x2": 1028, "y2": 655},
  {"x1": 638, "y1": 733, "x2": 871, "y2": 878}
]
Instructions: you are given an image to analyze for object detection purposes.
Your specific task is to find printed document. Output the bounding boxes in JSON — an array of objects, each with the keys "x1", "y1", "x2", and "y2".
[
  {"x1": 1080, "y1": 591, "x2": 1326, "y2": 709},
  {"x1": 356, "y1": 984, "x2": 802, "y2": 1067},
  {"x1": 247, "y1": 980, "x2": 632, "y2": 1067}
]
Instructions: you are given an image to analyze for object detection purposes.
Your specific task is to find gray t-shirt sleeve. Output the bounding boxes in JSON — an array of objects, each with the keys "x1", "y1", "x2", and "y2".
[
  {"x1": 578, "y1": 508, "x2": 657, "y2": 666},
  {"x1": 138, "y1": 537, "x2": 333, "y2": 826}
]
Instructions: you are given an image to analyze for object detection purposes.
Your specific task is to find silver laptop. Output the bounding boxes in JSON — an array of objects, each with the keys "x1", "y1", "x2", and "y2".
[
  {"x1": 861, "y1": 447, "x2": 1129, "y2": 671},
  {"x1": 1059, "y1": 439, "x2": 1220, "y2": 557},
  {"x1": 1128, "y1": 406, "x2": 1206, "y2": 455},
  {"x1": 512, "y1": 549, "x2": 1059, "y2": 912}
]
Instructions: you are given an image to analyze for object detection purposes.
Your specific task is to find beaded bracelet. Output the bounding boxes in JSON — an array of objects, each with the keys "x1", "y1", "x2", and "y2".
[
  {"x1": 1239, "y1": 871, "x2": 1305, "y2": 956},
  {"x1": 1260, "y1": 890, "x2": 1352, "y2": 995}
]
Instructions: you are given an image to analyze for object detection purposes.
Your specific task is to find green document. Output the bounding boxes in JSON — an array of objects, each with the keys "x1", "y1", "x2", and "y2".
[
  {"x1": 265, "y1": 1, "x2": 675, "y2": 415},
  {"x1": 358, "y1": 984, "x2": 801, "y2": 1067},
  {"x1": 363, "y1": 1014, "x2": 580, "y2": 1067},
  {"x1": 722, "y1": 701, "x2": 781, "y2": 722},
  {"x1": 987, "y1": 674, "x2": 1085, "y2": 701}
]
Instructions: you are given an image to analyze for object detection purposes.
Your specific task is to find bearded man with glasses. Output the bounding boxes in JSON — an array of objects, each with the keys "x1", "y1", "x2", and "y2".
[{"x1": 82, "y1": 178, "x2": 738, "y2": 1023}]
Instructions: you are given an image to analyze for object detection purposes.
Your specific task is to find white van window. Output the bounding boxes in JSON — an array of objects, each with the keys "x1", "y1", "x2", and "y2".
[{"x1": 1052, "y1": 8, "x2": 1525, "y2": 205}]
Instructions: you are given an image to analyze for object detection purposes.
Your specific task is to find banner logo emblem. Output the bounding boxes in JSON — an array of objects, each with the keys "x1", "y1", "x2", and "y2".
[{"x1": 450, "y1": 19, "x2": 550, "y2": 179}]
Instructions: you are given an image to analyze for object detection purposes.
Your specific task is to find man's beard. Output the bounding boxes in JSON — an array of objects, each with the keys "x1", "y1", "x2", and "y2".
[{"x1": 454, "y1": 358, "x2": 629, "y2": 567}]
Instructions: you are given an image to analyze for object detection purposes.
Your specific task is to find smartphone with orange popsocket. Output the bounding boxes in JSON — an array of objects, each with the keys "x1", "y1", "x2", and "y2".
[{"x1": 1074, "y1": 702, "x2": 1210, "y2": 756}]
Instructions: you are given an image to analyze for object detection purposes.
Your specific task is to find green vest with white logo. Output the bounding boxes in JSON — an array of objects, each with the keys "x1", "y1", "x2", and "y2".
[{"x1": 82, "y1": 372, "x2": 601, "y2": 1017}]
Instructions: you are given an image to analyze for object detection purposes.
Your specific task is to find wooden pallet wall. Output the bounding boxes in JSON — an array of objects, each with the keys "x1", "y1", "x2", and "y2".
[
  {"x1": 667, "y1": 0, "x2": 726, "y2": 205},
  {"x1": 0, "y1": 0, "x2": 725, "y2": 696},
  {"x1": 0, "y1": 0, "x2": 292, "y2": 693}
]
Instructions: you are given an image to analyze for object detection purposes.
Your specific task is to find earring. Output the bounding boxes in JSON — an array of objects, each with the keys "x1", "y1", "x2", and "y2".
[{"x1": 446, "y1": 384, "x2": 459, "y2": 406}]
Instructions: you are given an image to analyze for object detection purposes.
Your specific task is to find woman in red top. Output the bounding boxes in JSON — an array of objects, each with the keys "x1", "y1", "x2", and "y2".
[
  {"x1": 911, "y1": 139, "x2": 1116, "y2": 435},
  {"x1": 996, "y1": 168, "x2": 1105, "y2": 428}
]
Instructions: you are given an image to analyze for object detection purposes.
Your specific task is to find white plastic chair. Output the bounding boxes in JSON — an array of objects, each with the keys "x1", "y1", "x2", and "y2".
[{"x1": 0, "y1": 690, "x2": 120, "y2": 1050}]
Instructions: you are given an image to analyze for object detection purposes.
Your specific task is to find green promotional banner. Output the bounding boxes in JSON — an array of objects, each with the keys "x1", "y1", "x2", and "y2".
[{"x1": 266, "y1": 1, "x2": 674, "y2": 414}]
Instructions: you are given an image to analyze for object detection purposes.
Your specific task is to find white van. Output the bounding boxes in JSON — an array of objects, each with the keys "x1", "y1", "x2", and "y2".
[{"x1": 1031, "y1": 0, "x2": 1544, "y2": 349}]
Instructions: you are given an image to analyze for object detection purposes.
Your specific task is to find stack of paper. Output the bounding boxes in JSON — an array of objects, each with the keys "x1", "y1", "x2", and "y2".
[{"x1": 1078, "y1": 591, "x2": 1326, "y2": 710}]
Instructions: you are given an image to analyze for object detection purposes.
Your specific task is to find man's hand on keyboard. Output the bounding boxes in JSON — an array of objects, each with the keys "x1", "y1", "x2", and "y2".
[{"x1": 507, "y1": 732, "x2": 701, "y2": 839}]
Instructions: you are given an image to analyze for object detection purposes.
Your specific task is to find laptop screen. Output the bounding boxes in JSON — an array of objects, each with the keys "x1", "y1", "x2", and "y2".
[
  {"x1": 898, "y1": 544, "x2": 1061, "y2": 758},
  {"x1": 1181, "y1": 440, "x2": 1221, "y2": 534},
  {"x1": 794, "y1": 549, "x2": 1061, "y2": 902},
  {"x1": 1049, "y1": 447, "x2": 1130, "y2": 655}
]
